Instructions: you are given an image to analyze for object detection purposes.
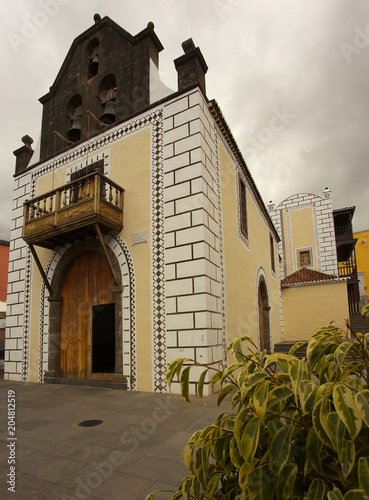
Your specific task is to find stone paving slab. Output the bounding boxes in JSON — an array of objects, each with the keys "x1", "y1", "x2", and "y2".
[{"x1": 0, "y1": 379, "x2": 229, "y2": 500}]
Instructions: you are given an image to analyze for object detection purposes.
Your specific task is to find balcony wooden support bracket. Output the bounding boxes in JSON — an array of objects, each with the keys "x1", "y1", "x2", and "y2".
[
  {"x1": 29, "y1": 244, "x2": 54, "y2": 296},
  {"x1": 94, "y1": 223, "x2": 119, "y2": 287}
]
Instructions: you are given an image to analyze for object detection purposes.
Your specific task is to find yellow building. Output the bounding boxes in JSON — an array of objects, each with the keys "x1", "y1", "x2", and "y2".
[
  {"x1": 354, "y1": 229, "x2": 369, "y2": 305},
  {"x1": 5, "y1": 16, "x2": 281, "y2": 394},
  {"x1": 269, "y1": 191, "x2": 350, "y2": 344}
]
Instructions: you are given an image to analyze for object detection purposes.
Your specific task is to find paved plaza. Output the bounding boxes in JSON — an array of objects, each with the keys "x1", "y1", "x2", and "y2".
[{"x1": 0, "y1": 377, "x2": 224, "y2": 499}]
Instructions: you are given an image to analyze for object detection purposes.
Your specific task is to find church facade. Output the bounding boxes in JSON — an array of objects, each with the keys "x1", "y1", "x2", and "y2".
[{"x1": 5, "y1": 15, "x2": 281, "y2": 393}]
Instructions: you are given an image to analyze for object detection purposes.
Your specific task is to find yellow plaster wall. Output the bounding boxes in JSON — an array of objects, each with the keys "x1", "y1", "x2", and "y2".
[
  {"x1": 27, "y1": 128, "x2": 152, "y2": 390},
  {"x1": 219, "y1": 145, "x2": 281, "y2": 348},
  {"x1": 282, "y1": 282, "x2": 349, "y2": 341},
  {"x1": 354, "y1": 230, "x2": 369, "y2": 300},
  {"x1": 110, "y1": 128, "x2": 152, "y2": 391},
  {"x1": 289, "y1": 207, "x2": 317, "y2": 271}
]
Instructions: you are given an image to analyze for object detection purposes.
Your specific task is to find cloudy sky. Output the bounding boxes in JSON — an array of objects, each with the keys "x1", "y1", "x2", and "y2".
[{"x1": 0, "y1": 0, "x2": 368, "y2": 241}]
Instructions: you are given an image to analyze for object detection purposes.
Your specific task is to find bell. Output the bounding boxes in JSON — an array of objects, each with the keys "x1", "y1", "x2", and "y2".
[
  {"x1": 100, "y1": 100, "x2": 116, "y2": 125},
  {"x1": 88, "y1": 55, "x2": 99, "y2": 77},
  {"x1": 67, "y1": 116, "x2": 82, "y2": 142}
]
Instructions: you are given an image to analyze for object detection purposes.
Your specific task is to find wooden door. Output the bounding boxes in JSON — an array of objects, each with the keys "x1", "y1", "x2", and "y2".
[{"x1": 60, "y1": 251, "x2": 115, "y2": 378}]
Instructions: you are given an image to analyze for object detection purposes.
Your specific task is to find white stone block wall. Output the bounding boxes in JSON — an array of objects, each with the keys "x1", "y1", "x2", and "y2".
[
  {"x1": 163, "y1": 89, "x2": 224, "y2": 395},
  {"x1": 5, "y1": 173, "x2": 32, "y2": 381},
  {"x1": 268, "y1": 191, "x2": 338, "y2": 278}
]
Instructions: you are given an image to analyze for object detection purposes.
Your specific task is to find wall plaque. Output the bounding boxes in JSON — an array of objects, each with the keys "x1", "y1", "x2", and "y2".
[{"x1": 132, "y1": 230, "x2": 147, "y2": 245}]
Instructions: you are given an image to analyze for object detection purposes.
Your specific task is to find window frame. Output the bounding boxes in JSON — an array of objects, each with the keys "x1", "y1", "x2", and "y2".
[
  {"x1": 270, "y1": 234, "x2": 275, "y2": 273},
  {"x1": 297, "y1": 247, "x2": 313, "y2": 268},
  {"x1": 239, "y1": 177, "x2": 248, "y2": 238}
]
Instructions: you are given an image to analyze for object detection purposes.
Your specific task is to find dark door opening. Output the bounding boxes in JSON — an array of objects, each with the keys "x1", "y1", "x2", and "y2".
[{"x1": 92, "y1": 303, "x2": 115, "y2": 373}]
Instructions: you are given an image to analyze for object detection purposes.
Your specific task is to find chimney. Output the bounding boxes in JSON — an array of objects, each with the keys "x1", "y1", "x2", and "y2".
[
  {"x1": 14, "y1": 135, "x2": 34, "y2": 176},
  {"x1": 174, "y1": 38, "x2": 208, "y2": 96}
]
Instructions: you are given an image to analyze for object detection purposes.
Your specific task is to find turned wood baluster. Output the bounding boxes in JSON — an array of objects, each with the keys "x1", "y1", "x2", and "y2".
[
  {"x1": 30, "y1": 203, "x2": 34, "y2": 219},
  {"x1": 115, "y1": 188, "x2": 119, "y2": 206},
  {"x1": 109, "y1": 183, "x2": 113, "y2": 203},
  {"x1": 63, "y1": 187, "x2": 67, "y2": 206},
  {"x1": 49, "y1": 194, "x2": 53, "y2": 212},
  {"x1": 69, "y1": 185, "x2": 74, "y2": 204},
  {"x1": 43, "y1": 196, "x2": 47, "y2": 214},
  {"x1": 86, "y1": 178, "x2": 90, "y2": 198},
  {"x1": 36, "y1": 199, "x2": 40, "y2": 217},
  {"x1": 78, "y1": 181, "x2": 82, "y2": 201},
  {"x1": 101, "y1": 180, "x2": 106, "y2": 200}
]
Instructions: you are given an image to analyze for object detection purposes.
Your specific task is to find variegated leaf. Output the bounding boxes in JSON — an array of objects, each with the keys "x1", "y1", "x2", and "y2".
[
  {"x1": 267, "y1": 386, "x2": 294, "y2": 410},
  {"x1": 306, "y1": 427, "x2": 324, "y2": 475},
  {"x1": 340, "y1": 439, "x2": 355, "y2": 479},
  {"x1": 358, "y1": 456, "x2": 369, "y2": 496},
  {"x1": 326, "y1": 411, "x2": 346, "y2": 454},
  {"x1": 333, "y1": 385, "x2": 362, "y2": 440},
  {"x1": 180, "y1": 366, "x2": 192, "y2": 404},
  {"x1": 343, "y1": 490, "x2": 369, "y2": 500},
  {"x1": 230, "y1": 436, "x2": 244, "y2": 469},
  {"x1": 276, "y1": 463, "x2": 297, "y2": 500},
  {"x1": 252, "y1": 379, "x2": 270, "y2": 423},
  {"x1": 306, "y1": 477, "x2": 326, "y2": 500},
  {"x1": 312, "y1": 398, "x2": 331, "y2": 448},
  {"x1": 246, "y1": 466, "x2": 274, "y2": 499},
  {"x1": 217, "y1": 384, "x2": 236, "y2": 407},
  {"x1": 355, "y1": 390, "x2": 369, "y2": 427},
  {"x1": 334, "y1": 342, "x2": 353, "y2": 372},
  {"x1": 327, "y1": 488, "x2": 345, "y2": 500},
  {"x1": 289, "y1": 341, "x2": 308, "y2": 356},
  {"x1": 234, "y1": 408, "x2": 251, "y2": 447},
  {"x1": 270, "y1": 425, "x2": 292, "y2": 474},
  {"x1": 298, "y1": 380, "x2": 315, "y2": 415},
  {"x1": 240, "y1": 416, "x2": 261, "y2": 467},
  {"x1": 361, "y1": 304, "x2": 369, "y2": 320},
  {"x1": 197, "y1": 368, "x2": 209, "y2": 400},
  {"x1": 289, "y1": 358, "x2": 304, "y2": 399}
]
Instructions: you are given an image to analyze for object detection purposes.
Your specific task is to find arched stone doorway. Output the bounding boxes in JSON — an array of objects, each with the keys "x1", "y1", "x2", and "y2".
[
  {"x1": 258, "y1": 278, "x2": 271, "y2": 354},
  {"x1": 44, "y1": 238, "x2": 126, "y2": 388},
  {"x1": 60, "y1": 251, "x2": 115, "y2": 379}
]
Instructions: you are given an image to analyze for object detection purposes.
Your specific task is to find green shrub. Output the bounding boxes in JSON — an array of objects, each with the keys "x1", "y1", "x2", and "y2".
[{"x1": 146, "y1": 305, "x2": 369, "y2": 500}]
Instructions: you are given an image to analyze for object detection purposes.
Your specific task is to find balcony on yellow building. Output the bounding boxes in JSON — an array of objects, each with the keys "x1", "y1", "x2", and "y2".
[{"x1": 23, "y1": 170, "x2": 124, "y2": 250}]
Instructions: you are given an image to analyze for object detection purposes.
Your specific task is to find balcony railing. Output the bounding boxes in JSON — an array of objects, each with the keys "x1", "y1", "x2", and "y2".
[
  {"x1": 23, "y1": 170, "x2": 124, "y2": 249},
  {"x1": 338, "y1": 261, "x2": 358, "y2": 283},
  {"x1": 335, "y1": 224, "x2": 354, "y2": 243}
]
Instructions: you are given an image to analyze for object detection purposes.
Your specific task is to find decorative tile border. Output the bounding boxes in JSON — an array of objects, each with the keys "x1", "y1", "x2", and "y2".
[
  {"x1": 21, "y1": 247, "x2": 32, "y2": 381},
  {"x1": 150, "y1": 110, "x2": 167, "y2": 393},
  {"x1": 213, "y1": 132, "x2": 228, "y2": 360},
  {"x1": 20, "y1": 108, "x2": 165, "y2": 388}
]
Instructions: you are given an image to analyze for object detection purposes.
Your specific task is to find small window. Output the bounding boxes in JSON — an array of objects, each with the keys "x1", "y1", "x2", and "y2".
[
  {"x1": 270, "y1": 235, "x2": 275, "y2": 272},
  {"x1": 86, "y1": 38, "x2": 100, "y2": 79},
  {"x1": 70, "y1": 160, "x2": 104, "y2": 203},
  {"x1": 298, "y1": 249, "x2": 312, "y2": 267},
  {"x1": 239, "y1": 178, "x2": 248, "y2": 237}
]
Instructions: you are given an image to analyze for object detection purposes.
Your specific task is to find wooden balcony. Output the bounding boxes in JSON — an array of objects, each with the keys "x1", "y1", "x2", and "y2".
[{"x1": 23, "y1": 171, "x2": 124, "y2": 249}]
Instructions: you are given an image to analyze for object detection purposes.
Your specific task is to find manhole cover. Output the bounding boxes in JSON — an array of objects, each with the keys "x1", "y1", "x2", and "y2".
[{"x1": 77, "y1": 419, "x2": 104, "y2": 427}]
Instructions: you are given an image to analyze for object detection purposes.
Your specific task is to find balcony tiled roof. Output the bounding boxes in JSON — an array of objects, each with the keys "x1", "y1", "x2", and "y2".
[{"x1": 281, "y1": 268, "x2": 346, "y2": 288}]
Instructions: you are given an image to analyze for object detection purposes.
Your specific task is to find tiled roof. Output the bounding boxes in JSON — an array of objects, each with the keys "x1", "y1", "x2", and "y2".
[{"x1": 281, "y1": 268, "x2": 341, "y2": 287}]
